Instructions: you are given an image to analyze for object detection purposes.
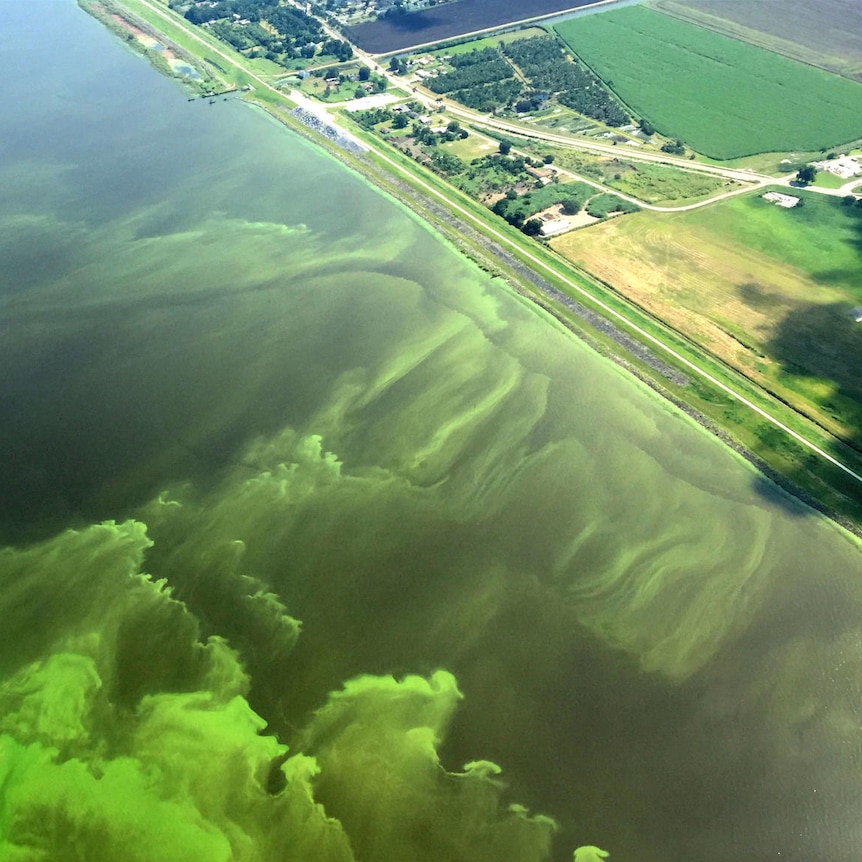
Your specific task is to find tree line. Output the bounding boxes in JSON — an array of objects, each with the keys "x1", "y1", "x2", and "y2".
[{"x1": 178, "y1": 0, "x2": 352, "y2": 64}]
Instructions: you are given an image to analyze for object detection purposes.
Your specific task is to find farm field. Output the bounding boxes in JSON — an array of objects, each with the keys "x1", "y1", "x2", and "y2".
[
  {"x1": 344, "y1": 0, "x2": 603, "y2": 54},
  {"x1": 653, "y1": 0, "x2": 862, "y2": 81},
  {"x1": 555, "y1": 6, "x2": 862, "y2": 159},
  {"x1": 552, "y1": 189, "x2": 862, "y2": 446}
]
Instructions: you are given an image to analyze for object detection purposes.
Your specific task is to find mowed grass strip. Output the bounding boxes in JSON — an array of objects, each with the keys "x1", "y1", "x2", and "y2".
[{"x1": 555, "y1": 6, "x2": 862, "y2": 159}]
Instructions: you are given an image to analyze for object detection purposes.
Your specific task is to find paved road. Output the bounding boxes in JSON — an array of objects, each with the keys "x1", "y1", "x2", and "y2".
[
  {"x1": 444, "y1": 105, "x2": 776, "y2": 181},
  {"x1": 413, "y1": 95, "x2": 861, "y2": 211}
]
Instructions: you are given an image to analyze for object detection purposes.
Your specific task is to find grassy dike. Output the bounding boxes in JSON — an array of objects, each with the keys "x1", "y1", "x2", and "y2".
[{"x1": 81, "y1": 0, "x2": 862, "y2": 532}]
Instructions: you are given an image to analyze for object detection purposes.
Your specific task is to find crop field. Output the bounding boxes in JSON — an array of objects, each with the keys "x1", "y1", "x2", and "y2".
[
  {"x1": 552, "y1": 189, "x2": 862, "y2": 444},
  {"x1": 654, "y1": 0, "x2": 862, "y2": 80},
  {"x1": 344, "y1": 0, "x2": 601, "y2": 54},
  {"x1": 555, "y1": 6, "x2": 862, "y2": 159}
]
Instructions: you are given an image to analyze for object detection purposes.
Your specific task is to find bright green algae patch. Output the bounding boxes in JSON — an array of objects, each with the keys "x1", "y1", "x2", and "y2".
[
  {"x1": 555, "y1": 5, "x2": 862, "y2": 158},
  {"x1": 0, "y1": 521, "x2": 555, "y2": 862}
]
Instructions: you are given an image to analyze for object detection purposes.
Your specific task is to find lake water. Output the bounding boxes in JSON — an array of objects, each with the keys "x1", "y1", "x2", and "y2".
[{"x1": 2, "y1": 3, "x2": 862, "y2": 861}]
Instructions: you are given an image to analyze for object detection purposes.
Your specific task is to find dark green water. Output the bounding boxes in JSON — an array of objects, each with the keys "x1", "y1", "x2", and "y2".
[{"x1": 2, "y1": 3, "x2": 862, "y2": 861}]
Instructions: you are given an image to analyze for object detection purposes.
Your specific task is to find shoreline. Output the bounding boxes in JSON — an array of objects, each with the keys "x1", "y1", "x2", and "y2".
[
  {"x1": 78, "y1": 0, "x2": 862, "y2": 540},
  {"x1": 258, "y1": 95, "x2": 862, "y2": 539}
]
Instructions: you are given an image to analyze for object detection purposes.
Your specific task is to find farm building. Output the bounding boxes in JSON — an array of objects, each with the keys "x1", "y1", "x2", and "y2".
[
  {"x1": 812, "y1": 154, "x2": 862, "y2": 179},
  {"x1": 762, "y1": 191, "x2": 800, "y2": 208},
  {"x1": 540, "y1": 218, "x2": 570, "y2": 237}
]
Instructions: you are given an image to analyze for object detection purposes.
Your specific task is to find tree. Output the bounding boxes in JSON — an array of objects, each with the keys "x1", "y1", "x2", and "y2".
[
  {"x1": 796, "y1": 164, "x2": 817, "y2": 184},
  {"x1": 561, "y1": 198, "x2": 581, "y2": 215},
  {"x1": 522, "y1": 218, "x2": 543, "y2": 236},
  {"x1": 498, "y1": 139, "x2": 512, "y2": 155},
  {"x1": 392, "y1": 112, "x2": 408, "y2": 129},
  {"x1": 543, "y1": 154, "x2": 554, "y2": 164},
  {"x1": 354, "y1": 86, "x2": 366, "y2": 99},
  {"x1": 358, "y1": 65, "x2": 370, "y2": 81},
  {"x1": 638, "y1": 118, "x2": 655, "y2": 136}
]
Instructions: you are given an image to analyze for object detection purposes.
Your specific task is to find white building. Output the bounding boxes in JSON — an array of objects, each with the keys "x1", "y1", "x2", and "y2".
[{"x1": 762, "y1": 191, "x2": 800, "y2": 208}]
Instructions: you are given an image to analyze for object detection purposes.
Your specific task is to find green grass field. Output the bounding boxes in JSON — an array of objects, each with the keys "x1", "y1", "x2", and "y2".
[
  {"x1": 687, "y1": 191, "x2": 862, "y2": 297},
  {"x1": 555, "y1": 187, "x2": 862, "y2": 447},
  {"x1": 811, "y1": 171, "x2": 850, "y2": 189},
  {"x1": 555, "y1": 6, "x2": 862, "y2": 160}
]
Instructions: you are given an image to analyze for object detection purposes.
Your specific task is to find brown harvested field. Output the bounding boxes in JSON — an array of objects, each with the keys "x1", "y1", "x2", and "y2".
[
  {"x1": 550, "y1": 203, "x2": 862, "y2": 441},
  {"x1": 653, "y1": 0, "x2": 862, "y2": 80}
]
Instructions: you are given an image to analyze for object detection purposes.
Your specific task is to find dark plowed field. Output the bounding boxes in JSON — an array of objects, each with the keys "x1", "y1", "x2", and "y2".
[{"x1": 346, "y1": 0, "x2": 609, "y2": 54}]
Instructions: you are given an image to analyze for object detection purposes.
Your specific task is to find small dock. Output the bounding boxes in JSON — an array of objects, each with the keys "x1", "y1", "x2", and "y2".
[{"x1": 188, "y1": 87, "x2": 238, "y2": 102}]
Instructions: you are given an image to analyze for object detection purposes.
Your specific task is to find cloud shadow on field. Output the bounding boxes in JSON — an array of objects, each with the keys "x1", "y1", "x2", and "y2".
[
  {"x1": 385, "y1": 10, "x2": 449, "y2": 32},
  {"x1": 750, "y1": 202, "x2": 862, "y2": 519}
]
